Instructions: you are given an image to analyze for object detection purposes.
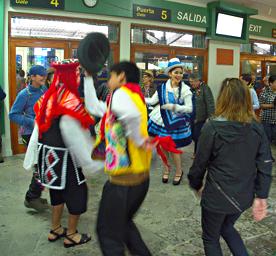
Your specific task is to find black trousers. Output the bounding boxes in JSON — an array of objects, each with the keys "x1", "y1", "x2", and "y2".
[
  {"x1": 202, "y1": 207, "x2": 248, "y2": 256},
  {"x1": 97, "y1": 179, "x2": 151, "y2": 256},
  {"x1": 22, "y1": 134, "x2": 42, "y2": 201},
  {"x1": 49, "y1": 166, "x2": 88, "y2": 215}
]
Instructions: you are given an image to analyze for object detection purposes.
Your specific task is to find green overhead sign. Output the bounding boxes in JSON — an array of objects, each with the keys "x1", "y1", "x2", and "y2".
[
  {"x1": 10, "y1": 0, "x2": 276, "y2": 39},
  {"x1": 249, "y1": 18, "x2": 276, "y2": 39},
  {"x1": 11, "y1": 0, "x2": 209, "y2": 28},
  {"x1": 11, "y1": 0, "x2": 65, "y2": 10},
  {"x1": 206, "y1": 1, "x2": 257, "y2": 43}
]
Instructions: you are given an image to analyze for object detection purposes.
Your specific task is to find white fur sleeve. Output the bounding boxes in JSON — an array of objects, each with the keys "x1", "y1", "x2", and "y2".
[
  {"x1": 145, "y1": 91, "x2": 159, "y2": 105},
  {"x1": 23, "y1": 124, "x2": 39, "y2": 170},
  {"x1": 60, "y1": 115, "x2": 104, "y2": 172},
  {"x1": 84, "y1": 76, "x2": 107, "y2": 117},
  {"x1": 174, "y1": 92, "x2": 193, "y2": 113}
]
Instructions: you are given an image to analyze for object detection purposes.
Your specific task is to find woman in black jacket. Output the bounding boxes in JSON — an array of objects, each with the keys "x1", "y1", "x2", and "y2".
[{"x1": 188, "y1": 78, "x2": 272, "y2": 256}]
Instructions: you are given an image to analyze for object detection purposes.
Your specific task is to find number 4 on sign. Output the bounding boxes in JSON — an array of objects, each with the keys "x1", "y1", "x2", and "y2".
[{"x1": 50, "y1": 0, "x2": 59, "y2": 7}]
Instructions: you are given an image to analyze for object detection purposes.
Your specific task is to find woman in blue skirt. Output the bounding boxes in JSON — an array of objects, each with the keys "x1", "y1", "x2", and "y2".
[{"x1": 146, "y1": 58, "x2": 193, "y2": 185}]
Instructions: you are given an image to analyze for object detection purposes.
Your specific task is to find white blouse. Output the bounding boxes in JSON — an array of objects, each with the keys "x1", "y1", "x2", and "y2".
[{"x1": 146, "y1": 80, "x2": 193, "y2": 126}]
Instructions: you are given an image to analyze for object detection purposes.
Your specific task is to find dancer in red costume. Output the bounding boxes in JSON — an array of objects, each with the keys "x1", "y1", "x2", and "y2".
[{"x1": 24, "y1": 32, "x2": 109, "y2": 248}]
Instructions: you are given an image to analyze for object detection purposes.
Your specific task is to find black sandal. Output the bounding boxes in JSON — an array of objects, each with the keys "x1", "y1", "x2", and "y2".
[
  {"x1": 162, "y1": 166, "x2": 171, "y2": 183},
  {"x1": 162, "y1": 172, "x2": 170, "y2": 183},
  {"x1": 48, "y1": 226, "x2": 67, "y2": 242},
  {"x1": 64, "y1": 231, "x2": 91, "y2": 248},
  {"x1": 173, "y1": 171, "x2": 183, "y2": 186}
]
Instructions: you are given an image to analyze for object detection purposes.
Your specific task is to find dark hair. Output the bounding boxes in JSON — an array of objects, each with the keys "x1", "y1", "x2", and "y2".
[
  {"x1": 268, "y1": 75, "x2": 276, "y2": 85},
  {"x1": 241, "y1": 73, "x2": 252, "y2": 85},
  {"x1": 110, "y1": 61, "x2": 140, "y2": 84},
  {"x1": 19, "y1": 69, "x2": 25, "y2": 77}
]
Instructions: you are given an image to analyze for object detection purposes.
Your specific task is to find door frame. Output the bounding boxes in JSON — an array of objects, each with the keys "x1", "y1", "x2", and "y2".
[
  {"x1": 9, "y1": 38, "x2": 120, "y2": 154},
  {"x1": 9, "y1": 38, "x2": 69, "y2": 154},
  {"x1": 8, "y1": 12, "x2": 120, "y2": 154}
]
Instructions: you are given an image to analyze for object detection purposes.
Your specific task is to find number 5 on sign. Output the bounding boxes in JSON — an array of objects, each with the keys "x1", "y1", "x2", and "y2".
[
  {"x1": 161, "y1": 10, "x2": 168, "y2": 20},
  {"x1": 50, "y1": 0, "x2": 59, "y2": 7}
]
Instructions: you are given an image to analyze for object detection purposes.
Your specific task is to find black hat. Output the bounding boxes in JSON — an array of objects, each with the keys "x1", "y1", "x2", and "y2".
[{"x1": 77, "y1": 32, "x2": 110, "y2": 74}]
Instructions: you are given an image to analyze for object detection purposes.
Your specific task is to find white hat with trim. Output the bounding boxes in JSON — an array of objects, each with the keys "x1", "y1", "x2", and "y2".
[{"x1": 164, "y1": 58, "x2": 185, "y2": 75}]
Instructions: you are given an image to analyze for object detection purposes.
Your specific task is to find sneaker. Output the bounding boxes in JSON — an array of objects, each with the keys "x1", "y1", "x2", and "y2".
[{"x1": 24, "y1": 198, "x2": 49, "y2": 211}]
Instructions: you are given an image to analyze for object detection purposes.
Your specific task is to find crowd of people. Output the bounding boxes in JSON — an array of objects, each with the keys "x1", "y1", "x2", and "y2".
[{"x1": 1, "y1": 32, "x2": 274, "y2": 255}]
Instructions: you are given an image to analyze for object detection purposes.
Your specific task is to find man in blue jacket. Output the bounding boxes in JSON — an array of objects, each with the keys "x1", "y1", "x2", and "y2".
[{"x1": 9, "y1": 65, "x2": 48, "y2": 211}]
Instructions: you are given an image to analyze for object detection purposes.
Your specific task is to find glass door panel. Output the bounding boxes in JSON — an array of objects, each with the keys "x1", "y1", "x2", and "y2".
[
  {"x1": 134, "y1": 51, "x2": 169, "y2": 87},
  {"x1": 266, "y1": 62, "x2": 276, "y2": 76},
  {"x1": 176, "y1": 55, "x2": 204, "y2": 84}
]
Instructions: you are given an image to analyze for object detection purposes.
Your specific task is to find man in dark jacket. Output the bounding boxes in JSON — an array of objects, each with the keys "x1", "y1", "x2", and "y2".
[
  {"x1": 188, "y1": 119, "x2": 272, "y2": 256},
  {"x1": 0, "y1": 86, "x2": 6, "y2": 163},
  {"x1": 189, "y1": 74, "x2": 214, "y2": 156},
  {"x1": 141, "y1": 70, "x2": 157, "y2": 115}
]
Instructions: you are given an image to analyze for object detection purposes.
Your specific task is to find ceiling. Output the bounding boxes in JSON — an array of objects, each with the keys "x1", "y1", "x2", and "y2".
[{"x1": 171, "y1": 0, "x2": 276, "y2": 21}]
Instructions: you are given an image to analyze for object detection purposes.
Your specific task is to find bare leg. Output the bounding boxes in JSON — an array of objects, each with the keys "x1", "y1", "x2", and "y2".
[
  {"x1": 172, "y1": 153, "x2": 182, "y2": 174},
  {"x1": 162, "y1": 151, "x2": 171, "y2": 183},
  {"x1": 48, "y1": 204, "x2": 65, "y2": 240},
  {"x1": 163, "y1": 150, "x2": 170, "y2": 171}
]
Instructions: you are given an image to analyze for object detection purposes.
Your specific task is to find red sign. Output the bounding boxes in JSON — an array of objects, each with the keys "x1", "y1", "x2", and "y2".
[{"x1": 217, "y1": 49, "x2": 234, "y2": 66}]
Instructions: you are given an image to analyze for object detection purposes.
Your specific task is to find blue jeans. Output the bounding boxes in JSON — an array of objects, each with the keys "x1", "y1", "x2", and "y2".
[
  {"x1": 262, "y1": 122, "x2": 276, "y2": 143},
  {"x1": 202, "y1": 207, "x2": 249, "y2": 256}
]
